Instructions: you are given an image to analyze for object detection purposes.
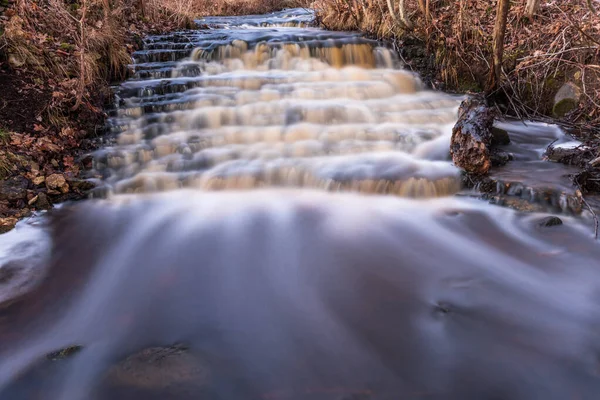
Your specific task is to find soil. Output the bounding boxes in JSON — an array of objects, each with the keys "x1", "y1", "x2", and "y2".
[
  {"x1": 0, "y1": 60, "x2": 104, "y2": 227},
  {"x1": 0, "y1": 67, "x2": 50, "y2": 134}
]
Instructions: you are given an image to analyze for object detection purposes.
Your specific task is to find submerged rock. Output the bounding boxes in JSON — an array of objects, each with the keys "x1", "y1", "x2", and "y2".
[
  {"x1": 450, "y1": 96, "x2": 497, "y2": 175},
  {"x1": 537, "y1": 216, "x2": 563, "y2": 227},
  {"x1": 491, "y1": 126, "x2": 511, "y2": 146}
]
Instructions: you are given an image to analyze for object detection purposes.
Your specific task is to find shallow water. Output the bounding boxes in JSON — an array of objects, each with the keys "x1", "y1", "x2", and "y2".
[{"x1": 1, "y1": 8, "x2": 599, "y2": 400}]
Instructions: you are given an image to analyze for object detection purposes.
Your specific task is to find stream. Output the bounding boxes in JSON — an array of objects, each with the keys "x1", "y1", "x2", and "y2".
[{"x1": 1, "y1": 8, "x2": 600, "y2": 400}]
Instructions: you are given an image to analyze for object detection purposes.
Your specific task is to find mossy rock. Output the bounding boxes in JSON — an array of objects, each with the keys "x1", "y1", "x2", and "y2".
[
  {"x1": 553, "y1": 82, "x2": 581, "y2": 118},
  {"x1": 553, "y1": 98, "x2": 578, "y2": 118}
]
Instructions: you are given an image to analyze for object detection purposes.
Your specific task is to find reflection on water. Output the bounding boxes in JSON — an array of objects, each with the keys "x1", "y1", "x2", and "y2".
[{"x1": 1, "y1": 8, "x2": 599, "y2": 400}]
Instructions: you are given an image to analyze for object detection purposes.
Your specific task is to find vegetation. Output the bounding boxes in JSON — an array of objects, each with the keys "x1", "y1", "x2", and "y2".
[
  {"x1": 313, "y1": 0, "x2": 600, "y2": 129},
  {"x1": 0, "y1": 0, "x2": 306, "y2": 221}
]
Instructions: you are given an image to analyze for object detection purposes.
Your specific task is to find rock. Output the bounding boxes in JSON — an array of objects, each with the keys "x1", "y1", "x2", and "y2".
[
  {"x1": 0, "y1": 262, "x2": 19, "y2": 284},
  {"x1": 0, "y1": 217, "x2": 18, "y2": 234},
  {"x1": 47, "y1": 346, "x2": 82, "y2": 361},
  {"x1": 491, "y1": 127, "x2": 510, "y2": 146},
  {"x1": 35, "y1": 192, "x2": 51, "y2": 209},
  {"x1": 589, "y1": 156, "x2": 600, "y2": 168},
  {"x1": 7, "y1": 54, "x2": 24, "y2": 68},
  {"x1": 46, "y1": 174, "x2": 69, "y2": 194},
  {"x1": 0, "y1": 176, "x2": 29, "y2": 202},
  {"x1": 538, "y1": 216, "x2": 563, "y2": 227},
  {"x1": 104, "y1": 345, "x2": 210, "y2": 393},
  {"x1": 490, "y1": 150, "x2": 513, "y2": 167},
  {"x1": 544, "y1": 145, "x2": 592, "y2": 167},
  {"x1": 32, "y1": 176, "x2": 45, "y2": 186},
  {"x1": 553, "y1": 82, "x2": 581, "y2": 118},
  {"x1": 450, "y1": 96, "x2": 497, "y2": 175},
  {"x1": 68, "y1": 179, "x2": 96, "y2": 192},
  {"x1": 27, "y1": 192, "x2": 51, "y2": 209}
]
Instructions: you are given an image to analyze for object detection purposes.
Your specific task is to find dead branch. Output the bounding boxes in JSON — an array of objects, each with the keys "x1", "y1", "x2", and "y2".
[
  {"x1": 488, "y1": 0, "x2": 510, "y2": 91},
  {"x1": 526, "y1": 0, "x2": 540, "y2": 18}
]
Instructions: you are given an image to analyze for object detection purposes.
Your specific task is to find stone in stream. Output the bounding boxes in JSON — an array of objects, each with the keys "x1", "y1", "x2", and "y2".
[
  {"x1": 537, "y1": 216, "x2": 563, "y2": 227},
  {"x1": 450, "y1": 96, "x2": 497, "y2": 175},
  {"x1": 491, "y1": 126, "x2": 511, "y2": 146}
]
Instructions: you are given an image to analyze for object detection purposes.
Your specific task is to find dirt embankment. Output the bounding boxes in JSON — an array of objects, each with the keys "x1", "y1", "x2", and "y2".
[{"x1": 0, "y1": 0, "x2": 307, "y2": 233}]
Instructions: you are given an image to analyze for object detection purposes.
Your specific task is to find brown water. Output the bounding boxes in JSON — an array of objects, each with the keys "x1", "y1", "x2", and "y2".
[{"x1": 1, "y1": 8, "x2": 599, "y2": 400}]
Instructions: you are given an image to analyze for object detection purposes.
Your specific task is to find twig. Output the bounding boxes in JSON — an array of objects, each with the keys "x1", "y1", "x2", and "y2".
[
  {"x1": 516, "y1": 46, "x2": 597, "y2": 62},
  {"x1": 577, "y1": 183, "x2": 599, "y2": 239},
  {"x1": 555, "y1": 3, "x2": 600, "y2": 47}
]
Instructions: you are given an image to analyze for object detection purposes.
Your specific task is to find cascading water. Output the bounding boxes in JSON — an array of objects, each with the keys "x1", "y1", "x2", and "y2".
[
  {"x1": 95, "y1": 9, "x2": 463, "y2": 198},
  {"x1": 1, "y1": 8, "x2": 600, "y2": 400}
]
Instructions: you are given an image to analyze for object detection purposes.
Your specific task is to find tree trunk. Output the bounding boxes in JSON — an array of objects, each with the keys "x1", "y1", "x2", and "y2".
[
  {"x1": 488, "y1": 0, "x2": 511, "y2": 91},
  {"x1": 398, "y1": 0, "x2": 413, "y2": 28},
  {"x1": 386, "y1": 0, "x2": 413, "y2": 29},
  {"x1": 139, "y1": 0, "x2": 146, "y2": 17},
  {"x1": 587, "y1": 0, "x2": 596, "y2": 13},
  {"x1": 526, "y1": 0, "x2": 540, "y2": 18},
  {"x1": 417, "y1": 0, "x2": 426, "y2": 13}
]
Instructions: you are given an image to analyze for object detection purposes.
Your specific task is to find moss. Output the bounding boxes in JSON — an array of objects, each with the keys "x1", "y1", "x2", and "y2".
[
  {"x1": 457, "y1": 78, "x2": 482, "y2": 92},
  {"x1": 0, "y1": 153, "x2": 14, "y2": 180},
  {"x1": 59, "y1": 42, "x2": 75, "y2": 52},
  {"x1": 47, "y1": 345, "x2": 83, "y2": 361},
  {"x1": 553, "y1": 98, "x2": 578, "y2": 118},
  {"x1": 0, "y1": 128, "x2": 10, "y2": 144}
]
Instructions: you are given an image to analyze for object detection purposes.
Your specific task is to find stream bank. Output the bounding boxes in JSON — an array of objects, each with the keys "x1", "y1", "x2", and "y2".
[
  {"x1": 0, "y1": 0, "x2": 309, "y2": 232},
  {"x1": 312, "y1": 0, "x2": 600, "y2": 190}
]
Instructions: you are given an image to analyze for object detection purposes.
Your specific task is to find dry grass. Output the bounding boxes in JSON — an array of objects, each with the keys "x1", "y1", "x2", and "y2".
[
  {"x1": 313, "y1": 0, "x2": 600, "y2": 128},
  {"x1": 194, "y1": 0, "x2": 311, "y2": 16},
  {"x1": 1, "y1": 0, "x2": 196, "y2": 118}
]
